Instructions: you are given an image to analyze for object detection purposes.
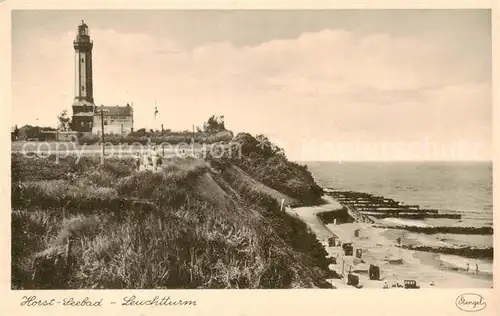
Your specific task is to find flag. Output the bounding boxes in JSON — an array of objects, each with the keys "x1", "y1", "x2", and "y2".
[{"x1": 154, "y1": 105, "x2": 159, "y2": 118}]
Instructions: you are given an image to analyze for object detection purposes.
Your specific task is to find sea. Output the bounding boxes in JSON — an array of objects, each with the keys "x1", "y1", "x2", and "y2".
[
  {"x1": 305, "y1": 161, "x2": 493, "y2": 282},
  {"x1": 305, "y1": 161, "x2": 493, "y2": 227}
]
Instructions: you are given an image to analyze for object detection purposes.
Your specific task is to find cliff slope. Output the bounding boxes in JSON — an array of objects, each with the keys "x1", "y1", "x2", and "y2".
[{"x1": 11, "y1": 151, "x2": 332, "y2": 289}]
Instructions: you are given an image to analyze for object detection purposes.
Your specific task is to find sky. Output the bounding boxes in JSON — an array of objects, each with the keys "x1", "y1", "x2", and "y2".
[{"x1": 11, "y1": 10, "x2": 492, "y2": 161}]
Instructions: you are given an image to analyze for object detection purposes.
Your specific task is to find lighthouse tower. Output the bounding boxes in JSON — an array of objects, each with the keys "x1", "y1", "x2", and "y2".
[{"x1": 71, "y1": 20, "x2": 96, "y2": 132}]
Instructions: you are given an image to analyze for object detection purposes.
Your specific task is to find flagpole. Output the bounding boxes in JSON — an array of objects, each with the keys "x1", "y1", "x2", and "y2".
[
  {"x1": 131, "y1": 102, "x2": 134, "y2": 132},
  {"x1": 154, "y1": 101, "x2": 159, "y2": 132}
]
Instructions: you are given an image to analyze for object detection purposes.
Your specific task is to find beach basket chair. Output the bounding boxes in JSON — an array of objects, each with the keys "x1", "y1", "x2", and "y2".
[
  {"x1": 369, "y1": 264, "x2": 380, "y2": 280},
  {"x1": 404, "y1": 280, "x2": 419, "y2": 289}
]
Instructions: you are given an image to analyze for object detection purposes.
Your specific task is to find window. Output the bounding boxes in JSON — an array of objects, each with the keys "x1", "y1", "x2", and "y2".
[
  {"x1": 104, "y1": 120, "x2": 108, "y2": 126},
  {"x1": 81, "y1": 58, "x2": 84, "y2": 63},
  {"x1": 81, "y1": 86, "x2": 85, "y2": 91},
  {"x1": 80, "y1": 122, "x2": 84, "y2": 127},
  {"x1": 110, "y1": 120, "x2": 114, "y2": 123}
]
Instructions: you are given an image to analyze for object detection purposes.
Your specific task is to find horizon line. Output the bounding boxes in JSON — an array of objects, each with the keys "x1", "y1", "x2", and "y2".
[{"x1": 295, "y1": 159, "x2": 493, "y2": 163}]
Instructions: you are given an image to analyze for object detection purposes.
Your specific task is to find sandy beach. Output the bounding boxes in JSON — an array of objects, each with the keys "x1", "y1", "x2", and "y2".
[{"x1": 290, "y1": 197, "x2": 493, "y2": 289}]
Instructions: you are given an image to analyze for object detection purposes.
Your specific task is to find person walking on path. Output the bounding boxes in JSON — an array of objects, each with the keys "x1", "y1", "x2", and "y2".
[
  {"x1": 150, "y1": 145, "x2": 159, "y2": 171},
  {"x1": 466, "y1": 263, "x2": 470, "y2": 272},
  {"x1": 142, "y1": 147, "x2": 150, "y2": 170},
  {"x1": 475, "y1": 263, "x2": 479, "y2": 274},
  {"x1": 133, "y1": 153, "x2": 141, "y2": 171}
]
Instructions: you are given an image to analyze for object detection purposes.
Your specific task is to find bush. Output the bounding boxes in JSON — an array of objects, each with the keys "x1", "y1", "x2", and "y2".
[
  {"x1": 102, "y1": 134, "x2": 126, "y2": 145},
  {"x1": 12, "y1": 154, "x2": 70, "y2": 183},
  {"x1": 222, "y1": 133, "x2": 323, "y2": 205},
  {"x1": 116, "y1": 158, "x2": 209, "y2": 206},
  {"x1": 11, "y1": 210, "x2": 57, "y2": 289},
  {"x1": 78, "y1": 134, "x2": 100, "y2": 145},
  {"x1": 124, "y1": 135, "x2": 149, "y2": 145},
  {"x1": 12, "y1": 180, "x2": 119, "y2": 210}
]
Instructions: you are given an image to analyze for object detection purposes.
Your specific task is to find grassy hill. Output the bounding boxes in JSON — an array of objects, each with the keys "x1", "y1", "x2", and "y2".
[
  {"x1": 210, "y1": 133, "x2": 324, "y2": 205},
  {"x1": 11, "y1": 144, "x2": 334, "y2": 289}
]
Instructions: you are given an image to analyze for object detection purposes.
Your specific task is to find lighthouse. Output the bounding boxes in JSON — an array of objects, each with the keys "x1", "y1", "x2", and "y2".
[
  {"x1": 74, "y1": 20, "x2": 94, "y2": 103},
  {"x1": 70, "y1": 20, "x2": 134, "y2": 135},
  {"x1": 71, "y1": 20, "x2": 96, "y2": 132}
]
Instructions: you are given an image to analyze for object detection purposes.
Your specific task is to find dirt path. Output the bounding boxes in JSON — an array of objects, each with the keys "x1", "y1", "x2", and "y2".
[{"x1": 286, "y1": 196, "x2": 343, "y2": 240}]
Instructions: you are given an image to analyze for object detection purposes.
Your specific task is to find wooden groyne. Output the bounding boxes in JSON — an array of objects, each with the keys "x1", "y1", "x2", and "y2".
[
  {"x1": 398, "y1": 245, "x2": 493, "y2": 259},
  {"x1": 364, "y1": 212, "x2": 461, "y2": 220},
  {"x1": 355, "y1": 207, "x2": 439, "y2": 214},
  {"x1": 376, "y1": 225, "x2": 493, "y2": 235},
  {"x1": 324, "y1": 189, "x2": 461, "y2": 221},
  {"x1": 345, "y1": 205, "x2": 375, "y2": 224}
]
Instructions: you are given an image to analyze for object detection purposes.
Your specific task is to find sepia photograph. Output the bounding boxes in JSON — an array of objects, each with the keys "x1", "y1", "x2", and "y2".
[{"x1": 10, "y1": 8, "x2": 493, "y2": 291}]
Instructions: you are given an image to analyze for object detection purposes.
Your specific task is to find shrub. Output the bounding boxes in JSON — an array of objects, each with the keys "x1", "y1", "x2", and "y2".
[
  {"x1": 54, "y1": 215, "x2": 101, "y2": 245},
  {"x1": 101, "y1": 158, "x2": 136, "y2": 177},
  {"x1": 11, "y1": 210, "x2": 56, "y2": 289},
  {"x1": 123, "y1": 135, "x2": 149, "y2": 145},
  {"x1": 102, "y1": 134, "x2": 126, "y2": 145},
  {"x1": 78, "y1": 134, "x2": 100, "y2": 145},
  {"x1": 11, "y1": 153, "x2": 76, "y2": 182},
  {"x1": 12, "y1": 180, "x2": 119, "y2": 210},
  {"x1": 11, "y1": 153, "x2": 134, "y2": 184},
  {"x1": 219, "y1": 133, "x2": 323, "y2": 204},
  {"x1": 116, "y1": 158, "x2": 209, "y2": 206}
]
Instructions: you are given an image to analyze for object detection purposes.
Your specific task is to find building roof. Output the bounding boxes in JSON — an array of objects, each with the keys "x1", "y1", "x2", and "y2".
[{"x1": 96, "y1": 105, "x2": 133, "y2": 116}]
